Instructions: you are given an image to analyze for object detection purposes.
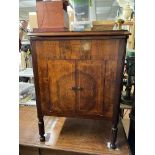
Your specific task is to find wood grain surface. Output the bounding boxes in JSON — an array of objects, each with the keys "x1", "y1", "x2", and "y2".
[
  {"x1": 30, "y1": 31, "x2": 130, "y2": 146},
  {"x1": 19, "y1": 106, "x2": 131, "y2": 155},
  {"x1": 33, "y1": 39, "x2": 122, "y2": 119}
]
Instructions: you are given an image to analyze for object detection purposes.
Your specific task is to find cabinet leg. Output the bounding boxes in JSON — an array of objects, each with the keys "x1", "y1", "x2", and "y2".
[
  {"x1": 38, "y1": 118, "x2": 45, "y2": 142},
  {"x1": 110, "y1": 127, "x2": 118, "y2": 149}
]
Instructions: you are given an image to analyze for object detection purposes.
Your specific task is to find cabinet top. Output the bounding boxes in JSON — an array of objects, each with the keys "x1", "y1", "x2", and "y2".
[{"x1": 28, "y1": 30, "x2": 130, "y2": 37}]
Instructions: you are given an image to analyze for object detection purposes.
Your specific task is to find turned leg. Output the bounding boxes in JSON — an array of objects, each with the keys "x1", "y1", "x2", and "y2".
[
  {"x1": 38, "y1": 117, "x2": 45, "y2": 142},
  {"x1": 110, "y1": 126, "x2": 118, "y2": 149},
  {"x1": 109, "y1": 109, "x2": 120, "y2": 149}
]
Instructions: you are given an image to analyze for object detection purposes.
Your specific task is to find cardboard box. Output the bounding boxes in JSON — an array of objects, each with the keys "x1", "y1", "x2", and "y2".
[{"x1": 36, "y1": 1, "x2": 69, "y2": 31}]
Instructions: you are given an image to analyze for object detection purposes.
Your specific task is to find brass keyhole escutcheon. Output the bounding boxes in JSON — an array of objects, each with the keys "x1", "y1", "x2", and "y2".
[{"x1": 71, "y1": 86, "x2": 83, "y2": 91}]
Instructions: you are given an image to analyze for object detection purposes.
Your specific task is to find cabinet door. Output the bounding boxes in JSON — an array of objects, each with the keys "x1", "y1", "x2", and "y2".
[
  {"x1": 47, "y1": 60, "x2": 76, "y2": 114},
  {"x1": 76, "y1": 60, "x2": 105, "y2": 116}
]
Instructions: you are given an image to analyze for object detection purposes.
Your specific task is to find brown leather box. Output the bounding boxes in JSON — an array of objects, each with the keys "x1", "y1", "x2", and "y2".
[{"x1": 36, "y1": 0, "x2": 69, "y2": 31}]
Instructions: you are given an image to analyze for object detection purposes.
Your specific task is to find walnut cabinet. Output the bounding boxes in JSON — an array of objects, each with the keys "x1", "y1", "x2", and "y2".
[{"x1": 29, "y1": 31, "x2": 130, "y2": 149}]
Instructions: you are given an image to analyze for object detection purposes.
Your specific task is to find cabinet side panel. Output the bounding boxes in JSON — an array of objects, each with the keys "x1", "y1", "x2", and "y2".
[
  {"x1": 35, "y1": 41, "x2": 51, "y2": 113},
  {"x1": 112, "y1": 39, "x2": 127, "y2": 125},
  {"x1": 31, "y1": 40, "x2": 48, "y2": 115},
  {"x1": 103, "y1": 60, "x2": 118, "y2": 117}
]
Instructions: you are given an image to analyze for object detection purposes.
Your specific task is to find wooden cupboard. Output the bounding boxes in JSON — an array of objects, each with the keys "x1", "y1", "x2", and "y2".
[{"x1": 29, "y1": 31, "x2": 130, "y2": 149}]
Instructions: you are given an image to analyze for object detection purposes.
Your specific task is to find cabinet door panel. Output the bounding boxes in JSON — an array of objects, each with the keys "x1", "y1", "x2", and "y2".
[
  {"x1": 77, "y1": 60, "x2": 105, "y2": 115},
  {"x1": 47, "y1": 60, "x2": 76, "y2": 114}
]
